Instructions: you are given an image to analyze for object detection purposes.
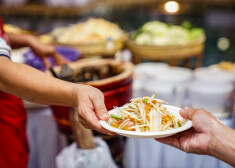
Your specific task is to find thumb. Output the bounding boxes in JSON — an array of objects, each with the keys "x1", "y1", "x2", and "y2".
[
  {"x1": 180, "y1": 109, "x2": 195, "y2": 120},
  {"x1": 91, "y1": 97, "x2": 109, "y2": 121}
]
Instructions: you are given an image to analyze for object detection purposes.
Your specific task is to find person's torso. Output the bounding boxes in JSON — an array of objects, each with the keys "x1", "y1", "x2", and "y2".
[{"x1": 0, "y1": 17, "x2": 28, "y2": 168}]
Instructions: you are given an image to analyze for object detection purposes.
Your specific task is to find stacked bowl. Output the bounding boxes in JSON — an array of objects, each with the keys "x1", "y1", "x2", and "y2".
[
  {"x1": 133, "y1": 63, "x2": 192, "y2": 107},
  {"x1": 188, "y1": 68, "x2": 234, "y2": 115},
  {"x1": 132, "y1": 62, "x2": 234, "y2": 117}
]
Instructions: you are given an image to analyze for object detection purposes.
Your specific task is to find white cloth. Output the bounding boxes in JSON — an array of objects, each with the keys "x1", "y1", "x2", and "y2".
[
  {"x1": 26, "y1": 107, "x2": 67, "y2": 168},
  {"x1": 123, "y1": 117, "x2": 234, "y2": 168},
  {"x1": 56, "y1": 137, "x2": 117, "y2": 168}
]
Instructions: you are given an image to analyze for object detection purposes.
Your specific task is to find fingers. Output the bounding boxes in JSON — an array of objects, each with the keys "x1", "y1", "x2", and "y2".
[
  {"x1": 155, "y1": 134, "x2": 181, "y2": 150},
  {"x1": 156, "y1": 129, "x2": 194, "y2": 152},
  {"x1": 78, "y1": 107, "x2": 114, "y2": 135},
  {"x1": 42, "y1": 57, "x2": 51, "y2": 69},
  {"x1": 90, "y1": 94, "x2": 110, "y2": 121},
  {"x1": 52, "y1": 52, "x2": 69, "y2": 65},
  {"x1": 180, "y1": 109, "x2": 196, "y2": 120}
]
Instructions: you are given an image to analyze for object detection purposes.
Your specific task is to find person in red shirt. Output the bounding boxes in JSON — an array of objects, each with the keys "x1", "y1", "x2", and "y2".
[{"x1": 0, "y1": 18, "x2": 111, "y2": 168}]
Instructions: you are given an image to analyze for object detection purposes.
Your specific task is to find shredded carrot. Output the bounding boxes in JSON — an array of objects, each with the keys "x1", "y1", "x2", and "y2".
[
  {"x1": 144, "y1": 103, "x2": 149, "y2": 118},
  {"x1": 108, "y1": 95, "x2": 183, "y2": 132},
  {"x1": 152, "y1": 100, "x2": 157, "y2": 104}
]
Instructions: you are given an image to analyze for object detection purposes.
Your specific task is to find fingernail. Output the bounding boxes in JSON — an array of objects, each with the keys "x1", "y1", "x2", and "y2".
[
  {"x1": 101, "y1": 113, "x2": 109, "y2": 118},
  {"x1": 180, "y1": 109, "x2": 185, "y2": 113}
]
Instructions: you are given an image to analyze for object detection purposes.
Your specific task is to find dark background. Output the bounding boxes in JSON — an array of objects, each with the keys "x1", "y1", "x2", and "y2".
[{"x1": 1, "y1": 0, "x2": 234, "y2": 66}]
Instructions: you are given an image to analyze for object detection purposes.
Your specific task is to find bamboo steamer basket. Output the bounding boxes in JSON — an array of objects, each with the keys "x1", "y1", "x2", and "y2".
[
  {"x1": 126, "y1": 35, "x2": 206, "y2": 61},
  {"x1": 54, "y1": 35, "x2": 127, "y2": 57}
]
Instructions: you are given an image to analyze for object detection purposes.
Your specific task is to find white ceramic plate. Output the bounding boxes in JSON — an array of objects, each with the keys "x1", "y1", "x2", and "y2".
[{"x1": 100, "y1": 105, "x2": 192, "y2": 138}]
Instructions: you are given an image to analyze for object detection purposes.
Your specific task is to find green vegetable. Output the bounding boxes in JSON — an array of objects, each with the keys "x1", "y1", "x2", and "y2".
[
  {"x1": 111, "y1": 114, "x2": 122, "y2": 120},
  {"x1": 141, "y1": 21, "x2": 167, "y2": 33},
  {"x1": 134, "y1": 32, "x2": 152, "y2": 45},
  {"x1": 181, "y1": 21, "x2": 192, "y2": 30},
  {"x1": 187, "y1": 28, "x2": 204, "y2": 40},
  {"x1": 131, "y1": 31, "x2": 140, "y2": 40},
  {"x1": 151, "y1": 93, "x2": 156, "y2": 98},
  {"x1": 143, "y1": 99, "x2": 148, "y2": 103},
  {"x1": 133, "y1": 20, "x2": 204, "y2": 45},
  {"x1": 177, "y1": 121, "x2": 182, "y2": 127},
  {"x1": 167, "y1": 23, "x2": 173, "y2": 28}
]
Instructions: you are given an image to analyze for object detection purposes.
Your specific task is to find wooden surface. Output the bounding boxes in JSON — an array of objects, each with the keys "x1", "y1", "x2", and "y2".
[{"x1": 69, "y1": 108, "x2": 95, "y2": 149}]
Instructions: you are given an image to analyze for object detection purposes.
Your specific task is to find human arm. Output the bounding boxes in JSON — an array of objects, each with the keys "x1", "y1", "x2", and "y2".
[
  {"x1": 155, "y1": 108, "x2": 235, "y2": 166},
  {"x1": 6, "y1": 33, "x2": 68, "y2": 67},
  {"x1": 0, "y1": 57, "x2": 111, "y2": 134}
]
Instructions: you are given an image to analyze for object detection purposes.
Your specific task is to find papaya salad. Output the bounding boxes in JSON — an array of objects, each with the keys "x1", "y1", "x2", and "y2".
[{"x1": 108, "y1": 94, "x2": 183, "y2": 132}]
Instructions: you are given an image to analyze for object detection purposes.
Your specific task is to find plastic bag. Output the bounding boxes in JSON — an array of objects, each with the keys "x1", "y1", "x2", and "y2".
[{"x1": 56, "y1": 137, "x2": 117, "y2": 168}]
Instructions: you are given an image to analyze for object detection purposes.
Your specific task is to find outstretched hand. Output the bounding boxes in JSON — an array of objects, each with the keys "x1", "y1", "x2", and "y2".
[{"x1": 155, "y1": 108, "x2": 220, "y2": 155}]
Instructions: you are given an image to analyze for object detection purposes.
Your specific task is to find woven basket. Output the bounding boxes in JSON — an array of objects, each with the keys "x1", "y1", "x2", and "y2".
[
  {"x1": 54, "y1": 35, "x2": 127, "y2": 57},
  {"x1": 126, "y1": 35, "x2": 206, "y2": 61}
]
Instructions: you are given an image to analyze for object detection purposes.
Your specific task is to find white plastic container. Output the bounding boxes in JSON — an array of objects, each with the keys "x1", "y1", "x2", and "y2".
[
  {"x1": 153, "y1": 67, "x2": 192, "y2": 83},
  {"x1": 145, "y1": 67, "x2": 192, "y2": 107},
  {"x1": 132, "y1": 80, "x2": 145, "y2": 98},
  {"x1": 188, "y1": 81, "x2": 234, "y2": 113},
  {"x1": 134, "y1": 62, "x2": 169, "y2": 80},
  {"x1": 145, "y1": 80, "x2": 186, "y2": 107},
  {"x1": 133, "y1": 62, "x2": 170, "y2": 99},
  {"x1": 193, "y1": 68, "x2": 235, "y2": 84}
]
